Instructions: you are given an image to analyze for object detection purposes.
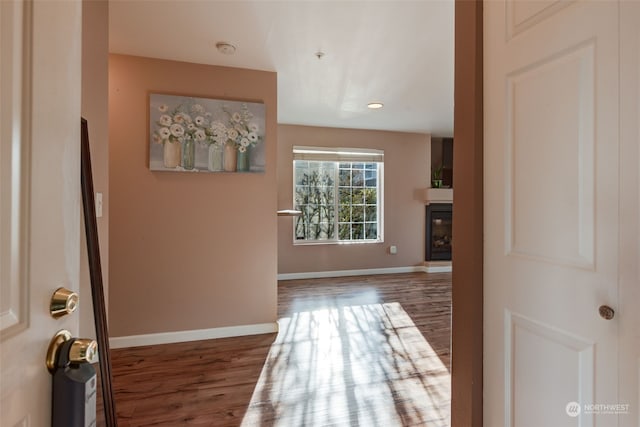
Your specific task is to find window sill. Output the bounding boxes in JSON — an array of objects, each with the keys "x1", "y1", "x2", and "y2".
[{"x1": 293, "y1": 239, "x2": 383, "y2": 246}]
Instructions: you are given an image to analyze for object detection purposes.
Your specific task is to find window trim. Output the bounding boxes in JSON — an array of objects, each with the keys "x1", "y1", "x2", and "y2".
[{"x1": 292, "y1": 149, "x2": 384, "y2": 245}]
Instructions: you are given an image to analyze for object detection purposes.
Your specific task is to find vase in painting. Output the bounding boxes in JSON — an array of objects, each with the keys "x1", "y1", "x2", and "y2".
[
  {"x1": 163, "y1": 141, "x2": 181, "y2": 168},
  {"x1": 224, "y1": 142, "x2": 237, "y2": 172},
  {"x1": 208, "y1": 144, "x2": 224, "y2": 172},
  {"x1": 237, "y1": 148, "x2": 250, "y2": 172},
  {"x1": 182, "y1": 139, "x2": 195, "y2": 170}
]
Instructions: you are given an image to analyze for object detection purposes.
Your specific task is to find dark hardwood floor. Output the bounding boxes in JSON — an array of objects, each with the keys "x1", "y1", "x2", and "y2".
[{"x1": 109, "y1": 272, "x2": 452, "y2": 426}]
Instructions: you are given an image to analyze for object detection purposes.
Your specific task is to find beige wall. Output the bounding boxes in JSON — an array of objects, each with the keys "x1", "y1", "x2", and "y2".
[
  {"x1": 108, "y1": 54, "x2": 278, "y2": 337},
  {"x1": 277, "y1": 125, "x2": 430, "y2": 274},
  {"x1": 80, "y1": 0, "x2": 109, "y2": 339}
]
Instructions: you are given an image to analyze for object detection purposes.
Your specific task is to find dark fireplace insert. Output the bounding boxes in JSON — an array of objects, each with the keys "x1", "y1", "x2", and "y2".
[{"x1": 425, "y1": 203, "x2": 452, "y2": 261}]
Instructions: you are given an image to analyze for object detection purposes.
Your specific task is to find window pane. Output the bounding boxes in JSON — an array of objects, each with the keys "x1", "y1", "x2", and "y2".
[
  {"x1": 364, "y1": 189, "x2": 377, "y2": 205},
  {"x1": 353, "y1": 163, "x2": 364, "y2": 170},
  {"x1": 352, "y1": 188, "x2": 364, "y2": 204},
  {"x1": 339, "y1": 169, "x2": 351, "y2": 186},
  {"x1": 308, "y1": 222, "x2": 332, "y2": 240},
  {"x1": 339, "y1": 204, "x2": 350, "y2": 222},
  {"x1": 365, "y1": 170, "x2": 377, "y2": 187},
  {"x1": 339, "y1": 223, "x2": 350, "y2": 240},
  {"x1": 339, "y1": 188, "x2": 351, "y2": 204},
  {"x1": 351, "y1": 223, "x2": 364, "y2": 239},
  {"x1": 294, "y1": 186, "x2": 309, "y2": 204},
  {"x1": 352, "y1": 170, "x2": 364, "y2": 187},
  {"x1": 365, "y1": 223, "x2": 377, "y2": 239},
  {"x1": 295, "y1": 220, "x2": 306, "y2": 240},
  {"x1": 365, "y1": 205, "x2": 377, "y2": 221},
  {"x1": 352, "y1": 205, "x2": 364, "y2": 222},
  {"x1": 293, "y1": 161, "x2": 336, "y2": 240}
]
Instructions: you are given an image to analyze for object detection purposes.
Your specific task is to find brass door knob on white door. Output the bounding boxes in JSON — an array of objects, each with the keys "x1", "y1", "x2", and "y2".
[
  {"x1": 599, "y1": 305, "x2": 615, "y2": 320},
  {"x1": 69, "y1": 339, "x2": 98, "y2": 364},
  {"x1": 46, "y1": 330, "x2": 98, "y2": 373}
]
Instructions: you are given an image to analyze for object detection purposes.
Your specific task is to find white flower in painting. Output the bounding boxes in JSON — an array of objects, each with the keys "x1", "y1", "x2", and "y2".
[
  {"x1": 191, "y1": 104, "x2": 205, "y2": 113},
  {"x1": 248, "y1": 132, "x2": 258, "y2": 143},
  {"x1": 174, "y1": 112, "x2": 192, "y2": 124},
  {"x1": 205, "y1": 111, "x2": 212, "y2": 118},
  {"x1": 211, "y1": 123, "x2": 226, "y2": 137},
  {"x1": 152, "y1": 133, "x2": 162, "y2": 144},
  {"x1": 170, "y1": 123, "x2": 185, "y2": 137},
  {"x1": 249, "y1": 122, "x2": 259, "y2": 133},
  {"x1": 194, "y1": 129, "x2": 206, "y2": 142},
  {"x1": 227, "y1": 128, "x2": 238, "y2": 141},
  {"x1": 187, "y1": 123, "x2": 196, "y2": 131},
  {"x1": 240, "y1": 137, "x2": 250, "y2": 147},
  {"x1": 159, "y1": 114, "x2": 172, "y2": 127},
  {"x1": 232, "y1": 112, "x2": 241, "y2": 123},
  {"x1": 158, "y1": 104, "x2": 169, "y2": 113},
  {"x1": 195, "y1": 116, "x2": 206, "y2": 126},
  {"x1": 158, "y1": 127, "x2": 171, "y2": 139},
  {"x1": 238, "y1": 145, "x2": 247, "y2": 153}
]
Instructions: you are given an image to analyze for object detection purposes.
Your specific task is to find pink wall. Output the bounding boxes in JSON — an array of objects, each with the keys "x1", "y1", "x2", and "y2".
[
  {"x1": 108, "y1": 54, "x2": 278, "y2": 337},
  {"x1": 80, "y1": 0, "x2": 109, "y2": 339},
  {"x1": 277, "y1": 125, "x2": 430, "y2": 274}
]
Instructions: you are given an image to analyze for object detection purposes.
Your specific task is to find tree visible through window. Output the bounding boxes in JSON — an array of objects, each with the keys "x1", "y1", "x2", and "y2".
[{"x1": 294, "y1": 159, "x2": 382, "y2": 242}]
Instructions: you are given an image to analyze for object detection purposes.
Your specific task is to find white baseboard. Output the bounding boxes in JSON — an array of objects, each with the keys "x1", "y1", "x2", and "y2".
[
  {"x1": 109, "y1": 322, "x2": 278, "y2": 349},
  {"x1": 278, "y1": 264, "x2": 453, "y2": 280},
  {"x1": 278, "y1": 266, "x2": 429, "y2": 281},
  {"x1": 423, "y1": 265, "x2": 453, "y2": 273},
  {"x1": 423, "y1": 261, "x2": 453, "y2": 273}
]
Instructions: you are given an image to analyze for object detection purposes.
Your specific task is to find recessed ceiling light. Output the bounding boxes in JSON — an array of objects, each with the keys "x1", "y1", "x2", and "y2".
[
  {"x1": 215, "y1": 42, "x2": 236, "y2": 55},
  {"x1": 367, "y1": 102, "x2": 384, "y2": 109}
]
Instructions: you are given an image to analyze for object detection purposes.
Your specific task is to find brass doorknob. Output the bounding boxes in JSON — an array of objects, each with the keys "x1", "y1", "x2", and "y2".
[
  {"x1": 46, "y1": 330, "x2": 98, "y2": 373},
  {"x1": 69, "y1": 339, "x2": 98, "y2": 364},
  {"x1": 50, "y1": 287, "x2": 79, "y2": 318},
  {"x1": 599, "y1": 305, "x2": 615, "y2": 320}
]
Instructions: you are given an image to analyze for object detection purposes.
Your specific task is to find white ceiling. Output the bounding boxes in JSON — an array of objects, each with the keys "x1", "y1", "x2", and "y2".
[{"x1": 109, "y1": 1, "x2": 454, "y2": 135}]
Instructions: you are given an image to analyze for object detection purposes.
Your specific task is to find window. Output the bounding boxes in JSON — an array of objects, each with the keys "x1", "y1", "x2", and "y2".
[{"x1": 293, "y1": 146, "x2": 383, "y2": 243}]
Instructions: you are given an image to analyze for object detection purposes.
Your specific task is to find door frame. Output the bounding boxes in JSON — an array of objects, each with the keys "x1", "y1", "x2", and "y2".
[{"x1": 451, "y1": 1, "x2": 483, "y2": 426}]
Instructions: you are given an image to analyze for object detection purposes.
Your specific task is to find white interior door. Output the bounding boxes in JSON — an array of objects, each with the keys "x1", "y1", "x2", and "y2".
[
  {"x1": 1, "y1": 1, "x2": 82, "y2": 425},
  {"x1": 485, "y1": 1, "x2": 637, "y2": 426}
]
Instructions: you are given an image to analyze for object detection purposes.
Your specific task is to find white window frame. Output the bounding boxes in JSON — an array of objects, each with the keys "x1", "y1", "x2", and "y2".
[{"x1": 292, "y1": 146, "x2": 384, "y2": 245}]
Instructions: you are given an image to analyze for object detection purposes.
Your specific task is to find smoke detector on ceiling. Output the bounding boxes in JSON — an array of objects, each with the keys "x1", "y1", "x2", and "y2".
[{"x1": 215, "y1": 42, "x2": 236, "y2": 55}]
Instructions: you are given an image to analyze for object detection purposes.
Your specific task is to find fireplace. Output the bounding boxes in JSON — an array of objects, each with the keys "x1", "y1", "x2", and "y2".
[{"x1": 425, "y1": 203, "x2": 452, "y2": 261}]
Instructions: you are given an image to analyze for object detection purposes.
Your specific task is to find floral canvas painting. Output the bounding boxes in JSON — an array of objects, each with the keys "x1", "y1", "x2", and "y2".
[{"x1": 149, "y1": 93, "x2": 266, "y2": 173}]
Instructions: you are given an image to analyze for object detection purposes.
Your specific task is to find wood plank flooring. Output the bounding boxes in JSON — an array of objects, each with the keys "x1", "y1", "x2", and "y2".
[{"x1": 109, "y1": 272, "x2": 452, "y2": 426}]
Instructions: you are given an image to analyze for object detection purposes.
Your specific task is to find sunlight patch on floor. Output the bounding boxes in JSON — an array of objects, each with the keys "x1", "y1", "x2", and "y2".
[{"x1": 241, "y1": 302, "x2": 450, "y2": 427}]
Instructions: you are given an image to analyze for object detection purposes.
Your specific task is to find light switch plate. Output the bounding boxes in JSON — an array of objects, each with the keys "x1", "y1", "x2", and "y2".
[{"x1": 96, "y1": 192, "x2": 103, "y2": 218}]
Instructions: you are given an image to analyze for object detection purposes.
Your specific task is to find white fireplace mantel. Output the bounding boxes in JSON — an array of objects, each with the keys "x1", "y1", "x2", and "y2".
[{"x1": 423, "y1": 188, "x2": 453, "y2": 204}]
